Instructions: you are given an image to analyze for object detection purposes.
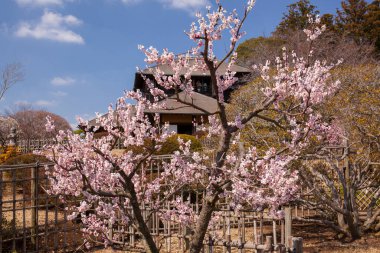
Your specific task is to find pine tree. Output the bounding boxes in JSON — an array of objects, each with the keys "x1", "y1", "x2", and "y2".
[
  {"x1": 336, "y1": 0, "x2": 369, "y2": 42},
  {"x1": 364, "y1": 0, "x2": 380, "y2": 50},
  {"x1": 274, "y1": 0, "x2": 319, "y2": 36}
]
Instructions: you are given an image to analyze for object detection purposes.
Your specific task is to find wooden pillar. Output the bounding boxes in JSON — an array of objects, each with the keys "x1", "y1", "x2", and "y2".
[
  {"x1": 0, "y1": 170, "x2": 3, "y2": 253},
  {"x1": 31, "y1": 163, "x2": 38, "y2": 246},
  {"x1": 264, "y1": 236, "x2": 273, "y2": 252},
  {"x1": 291, "y1": 237, "x2": 303, "y2": 253},
  {"x1": 284, "y1": 207, "x2": 292, "y2": 249}
]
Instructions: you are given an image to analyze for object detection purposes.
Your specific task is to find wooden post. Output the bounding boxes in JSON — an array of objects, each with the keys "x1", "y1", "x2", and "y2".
[
  {"x1": 284, "y1": 207, "x2": 292, "y2": 249},
  {"x1": 208, "y1": 234, "x2": 213, "y2": 253},
  {"x1": 272, "y1": 220, "x2": 277, "y2": 246},
  {"x1": 0, "y1": 170, "x2": 3, "y2": 253},
  {"x1": 291, "y1": 237, "x2": 303, "y2": 253},
  {"x1": 279, "y1": 245, "x2": 287, "y2": 253},
  {"x1": 260, "y1": 212, "x2": 264, "y2": 244},
  {"x1": 31, "y1": 163, "x2": 38, "y2": 246},
  {"x1": 264, "y1": 236, "x2": 273, "y2": 252},
  {"x1": 238, "y1": 214, "x2": 243, "y2": 253},
  {"x1": 226, "y1": 212, "x2": 231, "y2": 253},
  {"x1": 108, "y1": 220, "x2": 113, "y2": 241},
  {"x1": 184, "y1": 225, "x2": 191, "y2": 251},
  {"x1": 280, "y1": 220, "x2": 284, "y2": 245},
  {"x1": 254, "y1": 219, "x2": 258, "y2": 244}
]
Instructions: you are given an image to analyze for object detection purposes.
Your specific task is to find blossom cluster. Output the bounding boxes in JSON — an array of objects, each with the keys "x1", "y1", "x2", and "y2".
[{"x1": 41, "y1": 1, "x2": 341, "y2": 249}]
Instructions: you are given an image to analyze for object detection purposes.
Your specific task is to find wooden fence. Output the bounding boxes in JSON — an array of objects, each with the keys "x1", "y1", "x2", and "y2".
[
  {"x1": 0, "y1": 163, "x2": 83, "y2": 253},
  {"x1": 17, "y1": 139, "x2": 67, "y2": 154},
  {"x1": 0, "y1": 161, "x2": 302, "y2": 253},
  {"x1": 14, "y1": 138, "x2": 380, "y2": 213},
  {"x1": 6, "y1": 139, "x2": 379, "y2": 252},
  {"x1": 107, "y1": 206, "x2": 293, "y2": 253}
]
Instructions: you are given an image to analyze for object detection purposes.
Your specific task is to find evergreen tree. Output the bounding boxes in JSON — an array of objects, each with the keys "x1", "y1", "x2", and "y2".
[
  {"x1": 274, "y1": 0, "x2": 319, "y2": 36},
  {"x1": 336, "y1": 0, "x2": 369, "y2": 42},
  {"x1": 320, "y1": 13, "x2": 337, "y2": 32},
  {"x1": 364, "y1": 0, "x2": 380, "y2": 50}
]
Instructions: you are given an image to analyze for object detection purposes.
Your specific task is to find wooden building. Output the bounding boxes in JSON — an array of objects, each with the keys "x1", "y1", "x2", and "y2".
[
  {"x1": 87, "y1": 59, "x2": 251, "y2": 136},
  {"x1": 134, "y1": 59, "x2": 251, "y2": 135},
  {"x1": 134, "y1": 58, "x2": 251, "y2": 101}
]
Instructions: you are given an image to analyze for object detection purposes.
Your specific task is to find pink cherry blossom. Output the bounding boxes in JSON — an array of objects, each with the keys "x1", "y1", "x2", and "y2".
[{"x1": 42, "y1": 2, "x2": 341, "y2": 252}]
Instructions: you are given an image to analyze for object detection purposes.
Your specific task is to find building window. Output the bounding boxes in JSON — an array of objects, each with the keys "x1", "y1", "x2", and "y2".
[
  {"x1": 177, "y1": 124, "x2": 193, "y2": 135},
  {"x1": 196, "y1": 81, "x2": 202, "y2": 93},
  {"x1": 202, "y1": 82, "x2": 208, "y2": 93},
  {"x1": 168, "y1": 124, "x2": 178, "y2": 133},
  {"x1": 194, "y1": 77, "x2": 211, "y2": 95}
]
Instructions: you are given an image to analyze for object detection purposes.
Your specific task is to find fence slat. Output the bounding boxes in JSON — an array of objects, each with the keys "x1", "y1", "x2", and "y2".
[
  {"x1": 284, "y1": 206, "x2": 292, "y2": 248},
  {"x1": 0, "y1": 163, "x2": 82, "y2": 252},
  {"x1": 1, "y1": 158, "x2": 296, "y2": 253},
  {"x1": 292, "y1": 237, "x2": 303, "y2": 253},
  {"x1": 0, "y1": 171, "x2": 3, "y2": 253}
]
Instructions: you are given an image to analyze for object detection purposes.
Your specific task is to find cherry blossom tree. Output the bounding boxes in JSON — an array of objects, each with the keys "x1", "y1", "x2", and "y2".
[{"x1": 43, "y1": 1, "x2": 341, "y2": 252}]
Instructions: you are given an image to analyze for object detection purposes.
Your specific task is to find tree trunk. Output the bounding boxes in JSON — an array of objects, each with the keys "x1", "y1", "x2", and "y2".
[
  {"x1": 132, "y1": 207, "x2": 159, "y2": 253},
  {"x1": 126, "y1": 179, "x2": 159, "y2": 253},
  {"x1": 189, "y1": 196, "x2": 218, "y2": 253},
  {"x1": 345, "y1": 212, "x2": 361, "y2": 240},
  {"x1": 337, "y1": 202, "x2": 361, "y2": 240}
]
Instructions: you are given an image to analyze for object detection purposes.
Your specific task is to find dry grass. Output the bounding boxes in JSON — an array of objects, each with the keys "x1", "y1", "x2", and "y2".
[
  {"x1": 89, "y1": 224, "x2": 380, "y2": 253},
  {"x1": 90, "y1": 235, "x2": 380, "y2": 253},
  {"x1": 92, "y1": 246, "x2": 380, "y2": 253},
  {"x1": 326, "y1": 248, "x2": 380, "y2": 253}
]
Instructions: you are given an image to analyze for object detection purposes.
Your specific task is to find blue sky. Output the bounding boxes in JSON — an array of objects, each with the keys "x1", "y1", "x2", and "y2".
[{"x1": 0, "y1": 0, "x2": 344, "y2": 128}]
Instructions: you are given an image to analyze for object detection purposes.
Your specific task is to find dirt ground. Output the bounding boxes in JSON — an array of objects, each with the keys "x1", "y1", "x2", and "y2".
[
  {"x1": 293, "y1": 223, "x2": 380, "y2": 253},
  {"x1": 90, "y1": 223, "x2": 380, "y2": 253},
  {"x1": 2, "y1": 176, "x2": 379, "y2": 253},
  {"x1": 1, "y1": 184, "x2": 65, "y2": 228}
]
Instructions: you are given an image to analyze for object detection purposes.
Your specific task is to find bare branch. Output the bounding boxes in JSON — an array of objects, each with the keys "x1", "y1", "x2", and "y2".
[{"x1": 0, "y1": 63, "x2": 23, "y2": 101}]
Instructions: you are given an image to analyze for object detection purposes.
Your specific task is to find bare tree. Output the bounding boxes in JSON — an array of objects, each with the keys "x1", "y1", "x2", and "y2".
[
  {"x1": 0, "y1": 63, "x2": 24, "y2": 101},
  {"x1": 296, "y1": 64, "x2": 380, "y2": 239},
  {"x1": 283, "y1": 30, "x2": 378, "y2": 66},
  {"x1": 298, "y1": 136, "x2": 380, "y2": 239},
  {"x1": 10, "y1": 109, "x2": 72, "y2": 141}
]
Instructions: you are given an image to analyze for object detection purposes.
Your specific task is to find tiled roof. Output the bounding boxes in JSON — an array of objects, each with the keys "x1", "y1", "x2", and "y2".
[
  {"x1": 140, "y1": 58, "x2": 251, "y2": 76},
  {"x1": 86, "y1": 91, "x2": 219, "y2": 128},
  {"x1": 145, "y1": 91, "x2": 219, "y2": 115}
]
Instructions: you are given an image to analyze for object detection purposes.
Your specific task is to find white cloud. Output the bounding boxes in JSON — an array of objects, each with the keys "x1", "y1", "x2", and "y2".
[
  {"x1": 14, "y1": 100, "x2": 32, "y2": 107},
  {"x1": 15, "y1": 0, "x2": 75, "y2": 7},
  {"x1": 160, "y1": 0, "x2": 209, "y2": 10},
  {"x1": 35, "y1": 100, "x2": 55, "y2": 106},
  {"x1": 120, "y1": 0, "x2": 142, "y2": 4},
  {"x1": 14, "y1": 100, "x2": 54, "y2": 107},
  {"x1": 15, "y1": 11, "x2": 84, "y2": 44},
  {"x1": 51, "y1": 76, "x2": 76, "y2": 86},
  {"x1": 118, "y1": 0, "x2": 208, "y2": 11},
  {"x1": 51, "y1": 90, "x2": 68, "y2": 96}
]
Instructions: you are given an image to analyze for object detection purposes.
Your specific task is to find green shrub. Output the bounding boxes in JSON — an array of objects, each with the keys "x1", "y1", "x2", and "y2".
[
  {"x1": 125, "y1": 134, "x2": 202, "y2": 155},
  {"x1": 159, "y1": 134, "x2": 202, "y2": 155}
]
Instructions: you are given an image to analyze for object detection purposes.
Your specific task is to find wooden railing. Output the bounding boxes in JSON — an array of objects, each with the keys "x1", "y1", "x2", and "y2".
[
  {"x1": 0, "y1": 163, "x2": 83, "y2": 253},
  {"x1": 0, "y1": 160, "x2": 302, "y2": 253}
]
